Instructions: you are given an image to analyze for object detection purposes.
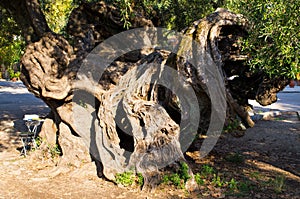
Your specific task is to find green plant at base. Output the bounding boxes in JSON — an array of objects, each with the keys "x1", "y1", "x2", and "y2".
[
  {"x1": 137, "y1": 173, "x2": 144, "y2": 186},
  {"x1": 162, "y1": 174, "x2": 170, "y2": 184},
  {"x1": 115, "y1": 171, "x2": 135, "y2": 187},
  {"x1": 194, "y1": 173, "x2": 204, "y2": 185},
  {"x1": 212, "y1": 174, "x2": 224, "y2": 187},
  {"x1": 267, "y1": 175, "x2": 285, "y2": 193},
  {"x1": 179, "y1": 162, "x2": 191, "y2": 183},
  {"x1": 115, "y1": 171, "x2": 145, "y2": 187},
  {"x1": 162, "y1": 161, "x2": 191, "y2": 189},
  {"x1": 48, "y1": 144, "x2": 61, "y2": 158},
  {"x1": 201, "y1": 164, "x2": 215, "y2": 176},
  {"x1": 227, "y1": 178, "x2": 239, "y2": 191},
  {"x1": 169, "y1": 173, "x2": 184, "y2": 188}
]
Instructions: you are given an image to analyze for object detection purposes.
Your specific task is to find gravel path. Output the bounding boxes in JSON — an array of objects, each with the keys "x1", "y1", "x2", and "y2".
[{"x1": 0, "y1": 80, "x2": 299, "y2": 198}]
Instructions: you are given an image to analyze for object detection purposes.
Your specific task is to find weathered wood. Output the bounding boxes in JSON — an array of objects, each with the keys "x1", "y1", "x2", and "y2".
[{"x1": 21, "y1": 33, "x2": 73, "y2": 100}]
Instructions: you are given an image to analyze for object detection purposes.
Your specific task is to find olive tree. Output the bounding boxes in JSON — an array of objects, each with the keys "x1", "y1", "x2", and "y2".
[{"x1": 0, "y1": 0, "x2": 292, "y2": 188}]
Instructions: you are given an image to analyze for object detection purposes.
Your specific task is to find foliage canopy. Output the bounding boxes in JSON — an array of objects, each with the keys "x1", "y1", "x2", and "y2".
[
  {"x1": 227, "y1": 0, "x2": 300, "y2": 79},
  {"x1": 39, "y1": 0, "x2": 75, "y2": 34},
  {"x1": 0, "y1": 8, "x2": 24, "y2": 68},
  {"x1": 0, "y1": 0, "x2": 298, "y2": 79}
]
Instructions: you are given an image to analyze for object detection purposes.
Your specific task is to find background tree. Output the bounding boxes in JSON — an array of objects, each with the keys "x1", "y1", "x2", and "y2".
[
  {"x1": 227, "y1": 0, "x2": 300, "y2": 79},
  {"x1": 102, "y1": 0, "x2": 295, "y2": 106},
  {"x1": 39, "y1": 0, "x2": 75, "y2": 34},
  {"x1": 113, "y1": 0, "x2": 299, "y2": 79},
  {"x1": 0, "y1": 8, "x2": 24, "y2": 77},
  {"x1": 3, "y1": 0, "x2": 299, "y2": 79}
]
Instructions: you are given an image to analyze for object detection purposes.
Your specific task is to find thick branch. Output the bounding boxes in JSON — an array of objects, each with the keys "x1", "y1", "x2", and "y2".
[
  {"x1": 21, "y1": 33, "x2": 74, "y2": 99},
  {"x1": 67, "y1": 1, "x2": 153, "y2": 53}
]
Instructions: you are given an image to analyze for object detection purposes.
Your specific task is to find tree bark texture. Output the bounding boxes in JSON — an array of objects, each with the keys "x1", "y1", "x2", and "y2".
[{"x1": 0, "y1": 1, "x2": 289, "y2": 187}]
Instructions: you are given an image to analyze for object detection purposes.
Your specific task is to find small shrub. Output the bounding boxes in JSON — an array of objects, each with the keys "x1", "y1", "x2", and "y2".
[
  {"x1": 115, "y1": 171, "x2": 135, "y2": 187},
  {"x1": 201, "y1": 164, "x2": 215, "y2": 176},
  {"x1": 227, "y1": 178, "x2": 239, "y2": 191},
  {"x1": 270, "y1": 175, "x2": 285, "y2": 193},
  {"x1": 179, "y1": 162, "x2": 191, "y2": 183},
  {"x1": 194, "y1": 173, "x2": 204, "y2": 185},
  {"x1": 212, "y1": 174, "x2": 224, "y2": 187},
  {"x1": 169, "y1": 173, "x2": 184, "y2": 188},
  {"x1": 161, "y1": 161, "x2": 191, "y2": 189},
  {"x1": 162, "y1": 174, "x2": 170, "y2": 184},
  {"x1": 115, "y1": 171, "x2": 144, "y2": 187}
]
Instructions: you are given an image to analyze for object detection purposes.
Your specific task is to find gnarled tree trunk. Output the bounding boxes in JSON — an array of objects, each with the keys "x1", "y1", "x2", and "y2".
[{"x1": 0, "y1": 1, "x2": 289, "y2": 188}]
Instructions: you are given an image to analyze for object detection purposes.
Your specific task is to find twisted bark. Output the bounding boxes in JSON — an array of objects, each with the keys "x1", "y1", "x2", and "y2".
[{"x1": 0, "y1": 1, "x2": 289, "y2": 188}]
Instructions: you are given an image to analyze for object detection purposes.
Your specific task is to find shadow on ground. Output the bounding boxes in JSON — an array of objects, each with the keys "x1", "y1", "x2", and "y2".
[{"x1": 0, "y1": 81, "x2": 49, "y2": 153}]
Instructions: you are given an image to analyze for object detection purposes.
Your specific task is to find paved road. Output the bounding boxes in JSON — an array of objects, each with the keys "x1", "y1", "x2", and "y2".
[
  {"x1": 0, "y1": 80, "x2": 50, "y2": 120},
  {"x1": 1, "y1": 80, "x2": 299, "y2": 119},
  {"x1": 249, "y1": 86, "x2": 300, "y2": 113}
]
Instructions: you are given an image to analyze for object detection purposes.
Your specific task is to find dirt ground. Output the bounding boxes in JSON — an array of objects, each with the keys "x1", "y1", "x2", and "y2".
[{"x1": 0, "y1": 82, "x2": 300, "y2": 198}]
